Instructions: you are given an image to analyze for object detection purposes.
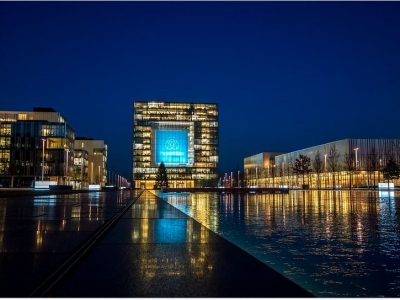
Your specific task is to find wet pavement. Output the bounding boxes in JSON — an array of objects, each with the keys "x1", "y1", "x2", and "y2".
[
  {"x1": 0, "y1": 190, "x2": 138, "y2": 297},
  {"x1": 51, "y1": 190, "x2": 312, "y2": 297}
]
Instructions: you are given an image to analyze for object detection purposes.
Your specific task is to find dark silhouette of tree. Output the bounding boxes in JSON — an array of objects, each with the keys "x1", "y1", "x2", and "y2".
[
  {"x1": 344, "y1": 152, "x2": 355, "y2": 189},
  {"x1": 328, "y1": 145, "x2": 341, "y2": 188},
  {"x1": 155, "y1": 162, "x2": 169, "y2": 189},
  {"x1": 312, "y1": 151, "x2": 324, "y2": 189},
  {"x1": 382, "y1": 158, "x2": 400, "y2": 185},
  {"x1": 287, "y1": 158, "x2": 294, "y2": 188},
  {"x1": 293, "y1": 154, "x2": 312, "y2": 188}
]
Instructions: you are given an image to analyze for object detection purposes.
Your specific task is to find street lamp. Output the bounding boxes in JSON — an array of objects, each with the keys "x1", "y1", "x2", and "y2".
[
  {"x1": 81, "y1": 154, "x2": 84, "y2": 189},
  {"x1": 64, "y1": 144, "x2": 69, "y2": 182},
  {"x1": 41, "y1": 138, "x2": 46, "y2": 181},
  {"x1": 353, "y1": 148, "x2": 359, "y2": 170},
  {"x1": 273, "y1": 164, "x2": 276, "y2": 187}
]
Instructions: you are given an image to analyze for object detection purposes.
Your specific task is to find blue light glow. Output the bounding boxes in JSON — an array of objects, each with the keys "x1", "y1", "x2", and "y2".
[
  {"x1": 155, "y1": 129, "x2": 188, "y2": 165},
  {"x1": 155, "y1": 219, "x2": 187, "y2": 243}
]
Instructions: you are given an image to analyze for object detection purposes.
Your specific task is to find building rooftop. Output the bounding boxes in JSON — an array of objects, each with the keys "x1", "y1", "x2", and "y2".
[{"x1": 33, "y1": 107, "x2": 56, "y2": 112}]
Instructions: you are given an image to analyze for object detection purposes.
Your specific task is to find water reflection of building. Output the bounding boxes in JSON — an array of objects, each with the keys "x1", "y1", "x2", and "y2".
[
  {"x1": 244, "y1": 138, "x2": 400, "y2": 189},
  {"x1": 161, "y1": 191, "x2": 399, "y2": 296},
  {"x1": 162, "y1": 192, "x2": 219, "y2": 233},
  {"x1": 131, "y1": 214, "x2": 214, "y2": 280},
  {"x1": 132, "y1": 101, "x2": 219, "y2": 189},
  {"x1": 239, "y1": 191, "x2": 382, "y2": 244}
]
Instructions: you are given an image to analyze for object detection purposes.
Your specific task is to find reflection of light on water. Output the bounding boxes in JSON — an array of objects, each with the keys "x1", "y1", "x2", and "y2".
[
  {"x1": 33, "y1": 195, "x2": 56, "y2": 206},
  {"x1": 161, "y1": 190, "x2": 400, "y2": 297},
  {"x1": 34, "y1": 195, "x2": 57, "y2": 220},
  {"x1": 186, "y1": 219, "x2": 193, "y2": 243},
  {"x1": 132, "y1": 229, "x2": 139, "y2": 241},
  {"x1": 142, "y1": 218, "x2": 149, "y2": 242},
  {"x1": 61, "y1": 219, "x2": 66, "y2": 231},
  {"x1": 89, "y1": 192, "x2": 101, "y2": 201},
  {"x1": 379, "y1": 191, "x2": 395, "y2": 199},
  {"x1": 35, "y1": 220, "x2": 43, "y2": 249},
  {"x1": 159, "y1": 192, "x2": 219, "y2": 233},
  {"x1": 71, "y1": 206, "x2": 81, "y2": 222},
  {"x1": 155, "y1": 219, "x2": 186, "y2": 243},
  {"x1": 35, "y1": 230, "x2": 43, "y2": 248},
  {"x1": 137, "y1": 192, "x2": 214, "y2": 280},
  {"x1": 356, "y1": 218, "x2": 363, "y2": 243},
  {"x1": 89, "y1": 195, "x2": 100, "y2": 220}
]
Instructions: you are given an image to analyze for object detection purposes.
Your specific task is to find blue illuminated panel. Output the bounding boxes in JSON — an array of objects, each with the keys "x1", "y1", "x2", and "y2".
[{"x1": 155, "y1": 129, "x2": 189, "y2": 165}]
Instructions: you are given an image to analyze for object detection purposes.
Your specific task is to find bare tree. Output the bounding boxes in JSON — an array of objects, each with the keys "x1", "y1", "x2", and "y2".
[
  {"x1": 328, "y1": 144, "x2": 341, "y2": 188},
  {"x1": 293, "y1": 154, "x2": 312, "y2": 189},
  {"x1": 366, "y1": 146, "x2": 379, "y2": 189},
  {"x1": 312, "y1": 151, "x2": 324, "y2": 189},
  {"x1": 344, "y1": 152, "x2": 355, "y2": 189}
]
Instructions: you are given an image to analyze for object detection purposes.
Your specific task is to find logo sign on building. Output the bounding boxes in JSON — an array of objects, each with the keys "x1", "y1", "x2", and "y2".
[{"x1": 155, "y1": 129, "x2": 189, "y2": 165}]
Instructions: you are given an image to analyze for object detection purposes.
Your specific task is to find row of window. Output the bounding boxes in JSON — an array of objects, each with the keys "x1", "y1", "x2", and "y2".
[
  {"x1": 134, "y1": 173, "x2": 217, "y2": 180},
  {"x1": 0, "y1": 137, "x2": 11, "y2": 148},
  {"x1": 0, "y1": 124, "x2": 12, "y2": 136}
]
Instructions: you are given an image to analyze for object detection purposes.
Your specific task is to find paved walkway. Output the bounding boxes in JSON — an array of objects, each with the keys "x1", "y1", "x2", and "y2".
[
  {"x1": 0, "y1": 190, "x2": 136, "y2": 297},
  {"x1": 51, "y1": 190, "x2": 312, "y2": 297}
]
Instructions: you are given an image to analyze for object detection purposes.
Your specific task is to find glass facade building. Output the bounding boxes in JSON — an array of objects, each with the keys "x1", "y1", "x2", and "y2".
[
  {"x1": 0, "y1": 108, "x2": 75, "y2": 187},
  {"x1": 133, "y1": 101, "x2": 219, "y2": 189},
  {"x1": 244, "y1": 138, "x2": 400, "y2": 189}
]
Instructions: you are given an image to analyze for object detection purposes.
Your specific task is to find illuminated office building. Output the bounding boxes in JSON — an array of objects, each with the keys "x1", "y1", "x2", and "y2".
[
  {"x1": 0, "y1": 108, "x2": 75, "y2": 187},
  {"x1": 133, "y1": 101, "x2": 219, "y2": 189},
  {"x1": 243, "y1": 152, "x2": 284, "y2": 187},
  {"x1": 72, "y1": 148, "x2": 89, "y2": 189},
  {"x1": 74, "y1": 138, "x2": 108, "y2": 187},
  {"x1": 244, "y1": 138, "x2": 400, "y2": 188}
]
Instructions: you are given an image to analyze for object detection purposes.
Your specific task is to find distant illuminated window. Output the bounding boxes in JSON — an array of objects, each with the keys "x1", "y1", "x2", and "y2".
[{"x1": 18, "y1": 113, "x2": 27, "y2": 120}]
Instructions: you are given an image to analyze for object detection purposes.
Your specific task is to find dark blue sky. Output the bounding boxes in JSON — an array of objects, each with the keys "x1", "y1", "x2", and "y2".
[{"x1": 1, "y1": 2, "x2": 400, "y2": 179}]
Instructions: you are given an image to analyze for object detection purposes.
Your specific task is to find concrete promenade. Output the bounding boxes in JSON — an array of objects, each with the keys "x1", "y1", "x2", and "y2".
[
  {"x1": 48, "y1": 190, "x2": 312, "y2": 297},
  {"x1": 0, "y1": 190, "x2": 138, "y2": 297}
]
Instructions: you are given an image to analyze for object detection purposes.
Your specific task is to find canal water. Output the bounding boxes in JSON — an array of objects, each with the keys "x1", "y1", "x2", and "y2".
[{"x1": 159, "y1": 190, "x2": 400, "y2": 297}]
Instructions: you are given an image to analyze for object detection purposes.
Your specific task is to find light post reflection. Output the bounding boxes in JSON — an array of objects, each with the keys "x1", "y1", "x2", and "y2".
[{"x1": 161, "y1": 190, "x2": 399, "y2": 297}]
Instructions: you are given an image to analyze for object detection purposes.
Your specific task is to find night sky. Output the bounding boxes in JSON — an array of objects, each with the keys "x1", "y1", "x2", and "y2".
[{"x1": 1, "y1": 2, "x2": 400, "y2": 179}]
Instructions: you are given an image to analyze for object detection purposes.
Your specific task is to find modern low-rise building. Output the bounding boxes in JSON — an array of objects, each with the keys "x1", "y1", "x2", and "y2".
[
  {"x1": 133, "y1": 101, "x2": 219, "y2": 189},
  {"x1": 244, "y1": 138, "x2": 400, "y2": 188},
  {"x1": 74, "y1": 138, "x2": 108, "y2": 187},
  {"x1": 0, "y1": 107, "x2": 75, "y2": 187},
  {"x1": 244, "y1": 152, "x2": 284, "y2": 187}
]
